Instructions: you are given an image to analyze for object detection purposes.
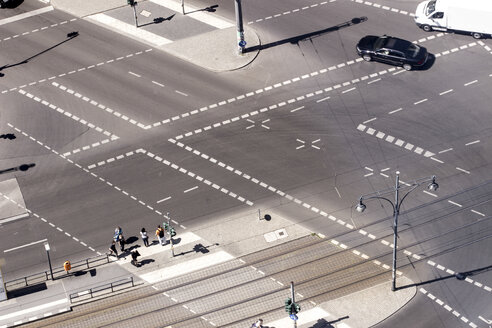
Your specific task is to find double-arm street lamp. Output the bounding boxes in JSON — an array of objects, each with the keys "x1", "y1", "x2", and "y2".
[{"x1": 355, "y1": 171, "x2": 439, "y2": 291}]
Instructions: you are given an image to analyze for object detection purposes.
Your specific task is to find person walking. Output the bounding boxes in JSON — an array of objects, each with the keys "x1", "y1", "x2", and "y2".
[
  {"x1": 130, "y1": 250, "x2": 141, "y2": 266},
  {"x1": 118, "y1": 234, "x2": 126, "y2": 252},
  {"x1": 108, "y1": 240, "x2": 118, "y2": 258},
  {"x1": 140, "y1": 228, "x2": 149, "y2": 247},
  {"x1": 251, "y1": 319, "x2": 263, "y2": 328},
  {"x1": 156, "y1": 225, "x2": 166, "y2": 246}
]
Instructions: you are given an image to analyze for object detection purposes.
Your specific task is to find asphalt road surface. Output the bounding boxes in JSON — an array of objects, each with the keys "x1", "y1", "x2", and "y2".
[{"x1": 0, "y1": 0, "x2": 490, "y2": 327}]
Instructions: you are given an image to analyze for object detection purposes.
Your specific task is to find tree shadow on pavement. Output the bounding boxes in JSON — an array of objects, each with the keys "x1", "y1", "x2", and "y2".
[{"x1": 244, "y1": 17, "x2": 368, "y2": 53}]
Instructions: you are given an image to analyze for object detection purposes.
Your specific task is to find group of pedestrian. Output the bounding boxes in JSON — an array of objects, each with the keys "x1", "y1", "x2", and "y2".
[
  {"x1": 108, "y1": 226, "x2": 125, "y2": 258},
  {"x1": 108, "y1": 225, "x2": 168, "y2": 261}
]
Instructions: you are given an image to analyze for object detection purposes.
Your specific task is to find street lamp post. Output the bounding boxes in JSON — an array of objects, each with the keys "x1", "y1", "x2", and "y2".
[
  {"x1": 355, "y1": 171, "x2": 438, "y2": 291},
  {"x1": 44, "y1": 242, "x2": 54, "y2": 281}
]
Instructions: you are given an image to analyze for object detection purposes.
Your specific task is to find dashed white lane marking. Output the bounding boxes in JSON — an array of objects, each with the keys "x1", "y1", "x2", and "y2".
[
  {"x1": 175, "y1": 90, "x2": 188, "y2": 97},
  {"x1": 357, "y1": 124, "x2": 436, "y2": 159},
  {"x1": 18, "y1": 89, "x2": 120, "y2": 156},
  {"x1": 1, "y1": 49, "x2": 151, "y2": 95},
  {"x1": 438, "y1": 148, "x2": 453, "y2": 154},
  {"x1": 87, "y1": 150, "x2": 138, "y2": 169},
  {"x1": 183, "y1": 186, "x2": 198, "y2": 193},
  {"x1": 153, "y1": 36, "x2": 465, "y2": 131},
  {"x1": 456, "y1": 167, "x2": 471, "y2": 174},
  {"x1": 248, "y1": 0, "x2": 336, "y2": 24},
  {"x1": 1, "y1": 18, "x2": 77, "y2": 42},
  {"x1": 152, "y1": 80, "x2": 165, "y2": 87},
  {"x1": 7, "y1": 124, "x2": 185, "y2": 231},
  {"x1": 420, "y1": 288, "x2": 479, "y2": 327},
  {"x1": 156, "y1": 196, "x2": 172, "y2": 204},
  {"x1": 52, "y1": 82, "x2": 150, "y2": 129},
  {"x1": 138, "y1": 148, "x2": 253, "y2": 206},
  {"x1": 128, "y1": 71, "x2": 141, "y2": 78},
  {"x1": 465, "y1": 140, "x2": 480, "y2": 146},
  {"x1": 351, "y1": 0, "x2": 413, "y2": 16},
  {"x1": 167, "y1": 140, "x2": 359, "y2": 230},
  {"x1": 464, "y1": 80, "x2": 478, "y2": 86},
  {"x1": 0, "y1": 190, "x2": 94, "y2": 253}
]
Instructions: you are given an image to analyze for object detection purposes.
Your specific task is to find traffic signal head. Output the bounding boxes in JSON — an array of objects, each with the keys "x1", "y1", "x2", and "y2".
[
  {"x1": 293, "y1": 302, "x2": 301, "y2": 314},
  {"x1": 170, "y1": 228, "x2": 176, "y2": 237},
  {"x1": 284, "y1": 298, "x2": 292, "y2": 314},
  {"x1": 163, "y1": 222, "x2": 169, "y2": 232},
  {"x1": 127, "y1": 0, "x2": 135, "y2": 5}
]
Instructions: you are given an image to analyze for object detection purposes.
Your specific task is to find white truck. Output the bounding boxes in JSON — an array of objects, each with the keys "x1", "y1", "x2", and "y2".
[{"x1": 414, "y1": 0, "x2": 492, "y2": 39}]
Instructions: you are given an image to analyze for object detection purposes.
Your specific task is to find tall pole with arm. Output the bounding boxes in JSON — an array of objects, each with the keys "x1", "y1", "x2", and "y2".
[{"x1": 356, "y1": 171, "x2": 439, "y2": 291}]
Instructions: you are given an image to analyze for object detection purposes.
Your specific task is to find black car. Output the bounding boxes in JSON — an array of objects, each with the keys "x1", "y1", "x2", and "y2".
[{"x1": 356, "y1": 35, "x2": 428, "y2": 71}]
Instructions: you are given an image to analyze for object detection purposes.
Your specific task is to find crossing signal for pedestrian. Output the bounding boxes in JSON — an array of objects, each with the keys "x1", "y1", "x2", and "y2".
[
  {"x1": 163, "y1": 222, "x2": 169, "y2": 232},
  {"x1": 293, "y1": 302, "x2": 301, "y2": 314},
  {"x1": 284, "y1": 298, "x2": 293, "y2": 315},
  {"x1": 170, "y1": 227, "x2": 176, "y2": 237},
  {"x1": 127, "y1": 0, "x2": 135, "y2": 6}
]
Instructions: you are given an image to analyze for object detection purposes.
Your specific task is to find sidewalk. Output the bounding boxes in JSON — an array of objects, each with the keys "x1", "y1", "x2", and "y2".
[
  {"x1": 52, "y1": 0, "x2": 260, "y2": 71},
  {"x1": 0, "y1": 210, "x2": 416, "y2": 327}
]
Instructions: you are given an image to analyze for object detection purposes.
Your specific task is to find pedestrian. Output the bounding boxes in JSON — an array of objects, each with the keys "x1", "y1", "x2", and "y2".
[
  {"x1": 251, "y1": 319, "x2": 263, "y2": 328},
  {"x1": 114, "y1": 226, "x2": 122, "y2": 241},
  {"x1": 108, "y1": 240, "x2": 118, "y2": 258},
  {"x1": 118, "y1": 234, "x2": 126, "y2": 252},
  {"x1": 130, "y1": 250, "x2": 140, "y2": 266},
  {"x1": 140, "y1": 228, "x2": 149, "y2": 247},
  {"x1": 156, "y1": 225, "x2": 166, "y2": 246}
]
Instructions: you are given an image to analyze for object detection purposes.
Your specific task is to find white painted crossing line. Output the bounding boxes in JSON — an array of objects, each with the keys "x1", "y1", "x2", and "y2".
[
  {"x1": 183, "y1": 186, "x2": 198, "y2": 193},
  {"x1": 139, "y1": 250, "x2": 235, "y2": 283},
  {"x1": 150, "y1": 0, "x2": 233, "y2": 29},
  {"x1": 86, "y1": 14, "x2": 172, "y2": 46},
  {"x1": 3, "y1": 239, "x2": 47, "y2": 253},
  {"x1": 117, "y1": 232, "x2": 201, "y2": 266},
  {"x1": 0, "y1": 298, "x2": 68, "y2": 321},
  {"x1": 0, "y1": 6, "x2": 54, "y2": 26}
]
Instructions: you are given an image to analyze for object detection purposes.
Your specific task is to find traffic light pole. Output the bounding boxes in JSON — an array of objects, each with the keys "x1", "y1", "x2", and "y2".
[
  {"x1": 234, "y1": 0, "x2": 246, "y2": 54},
  {"x1": 291, "y1": 281, "x2": 297, "y2": 328}
]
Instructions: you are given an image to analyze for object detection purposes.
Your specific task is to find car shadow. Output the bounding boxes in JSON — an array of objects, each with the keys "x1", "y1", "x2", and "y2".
[
  {"x1": 413, "y1": 53, "x2": 436, "y2": 71},
  {"x1": 1, "y1": 0, "x2": 23, "y2": 9}
]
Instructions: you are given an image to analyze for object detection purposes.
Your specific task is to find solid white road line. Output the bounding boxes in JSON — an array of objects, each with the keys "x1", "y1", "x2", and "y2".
[
  {"x1": 139, "y1": 250, "x2": 234, "y2": 283},
  {"x1": 4, "y1": 239, "x2": 47, "y2": 253},
  {"x1": 150, "y1": 0, "x2": 234, "y2": 29},
  {"x1": 0, "y1": 298, "x2": 67, "y2": 320},
  {"x1": 0, "y1": 6, "x2": 54, "y2": 26}
]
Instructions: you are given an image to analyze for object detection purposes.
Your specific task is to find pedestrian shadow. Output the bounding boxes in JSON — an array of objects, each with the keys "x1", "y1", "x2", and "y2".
[
  {"x1": 139, "y1": 259, "x2": 155, "y2": 266},
  {"x1": 125, "y1": 236, "x2": 139, "y2": 244},
  {"x1": 138, "y1": 14, "x2": 175, "y2": 28},
  {"x1": 397, "y1": 264, "x2": 492, "y2": 290},
  {"x1": 244, "y1": 17, "x2": 367, "y2": 53}
]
